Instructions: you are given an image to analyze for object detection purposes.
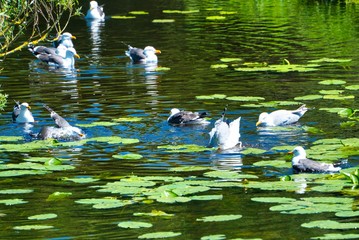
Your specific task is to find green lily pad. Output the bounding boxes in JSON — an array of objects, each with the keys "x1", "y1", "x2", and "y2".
[
  {"x1": 162, "y1": 10, "x2": 199, "y2": 14},
  {"x1": 301, "y1": 220, "x2": 359, "y2": 229},
  {"x1": 0, "y1": 189, "x2": 33, "y2": 194},
  {"x1": 138, "y1": 231, "x2": 182, "y2": 239},
  {"x1": 133, "y1": 210, "x2": 174, "y2": 217},
  {"x1": 111, "y1": 16, "x2": 136, "y2": 19},
  {"x1": 253, "y1": 160, "x2": 289, "y2": 168},
  {"x1": 152, "y1": 19, "x2": 175, "y2": 23},
  {"x1": 201, "y1": 234, "x2": 226, "y2": 240},
  {"x1": 87, "y1": 136, "x2": 139, "y2": 144},
  {"x1": 0, "y1": 136, "x2": 23, "y2": 142},
  {"x1": 204, "y1": 170, "x2": 258, "y2": 179},
  {"x1": 220, "y1": 58, "x2": 242, "y2": 62},
  {"x1": 226, "y1": 96, "x2": 265, "y2": 102},
  {"x1": 335, "y1": 211, "x2": 359, "y2": 218},
  {"x1": 155, "y1": 67, "x2": 171, "y2": 71},
  {"x1": 319, "y1": 107, "x2": 348, "y2": 113},
  {"x1": 191, "y1": 195, "x2": 223, "y2": 201},
  {"x1": 62, "y1": 177, "x2": 99, "y2": 183},
  {"x1": 206, "y1": 16, "x2": 226, "y2": 20},
  {"x1": 240, "y1": 148, "x2": 266, "y2": 155},
  {"x1": 235, "y1": 63, "x2": 319, "y2": 72},
  {"x1": 113, "y1": 153, "x2": 143, "y2": 160},
  {"x1": 308, "y1": 58, "x2": 352, "y2": 63},
  {"x1": 28, "y1": 213, "x2": 57, "y2": 220},
  {"x1": 294, "y1": 95, "x2": 323, "y2": 101},
  {"x1": 0, "y1": 170, "x2": 49, "y2": 177},
  {"x1": 196, "y1": 94, "x2": 227, "y2": 100},
  {"x1": 345, "y1": 85, "x2": 359, "y2": 90},
  {"x1": 118, "y1": 221, "x2": 152, "y2": 229},
  {"x1": 129, "y1": 11, "x2": 149, "y2": 15},
  {"x1": 158, "y1": 144, "x2": 212, "y2": 153},
  {"x1": 46, "y1": 192, "x2": 72, "y2": 201},
  {"x1": 323, "y1": 95, "x2": 354, "y2": 100},
  {"x1": 210, "y1": 64, "x2": 228, "y2": 69},
  {"x1": 197, "y1": 214, "x2": 242, "y2": 222},
  {"x1": 75, "y1": 198, "x2": 134, "y2": 209},
  {"x1": 13, "y1": 225, "x2": 54, "y2": 230},
  {"x1": 318, "y1": 80, "x2": 347, "y2": 85},
  {"x1": 170, "y1": 166, "x2": 210, "y2": 172},
  {"x1": 310, "y1": 233, "x2": 359, "y2": 240},
  {"x1": 251, "y1": 197, "x2": 296, "y2": 204},
  {"x1": 319, "y1": 90, "x2": 344, "y2": 95},
  {"x1": 0, "y1": 198, "x2": 28, "y2": 205}
]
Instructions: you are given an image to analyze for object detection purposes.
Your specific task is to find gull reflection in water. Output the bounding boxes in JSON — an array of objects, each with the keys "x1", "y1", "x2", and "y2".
[
  {"x1": 86, "y1": 18, "x2": 105, "y2": 63},
  {"x1": 211, "y1": 149, "x2": 243, "y2": 171}
]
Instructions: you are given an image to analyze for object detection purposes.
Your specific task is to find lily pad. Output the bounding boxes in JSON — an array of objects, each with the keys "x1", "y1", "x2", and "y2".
[
  {"x1": 345, "y1": 85, "x2": 359, "y2": 90},
  {"x1": 170, "y1": 166, "x2": 210, "y2": 172},
  {"x1": 113, "y1": 153, "x2": 143, "y2": 160},
  {"x1": 138, "y1": 231, "x2": 182, "y2": 239},
  {"x1": 220, "y1": 58, "x2": 242, "y2": 62},
  {"x1": 133, "y1": 210, "x2": 174, "y2": 217},
  {"x1": 191, "y1": 195, "x2": 223, "y2": 201},
  {"x1": 87, "y1": 136, "x2": 139, "y2": 144},
  {"x1": 308, "y1": 58, "x2": 352, "y2": 63},
  {"x1": 118, "y1": 221, "x2": 152, "y2": 229},
  {"x1": 28, "y1": 213, "x2": 57, "y2": 220},
  {"x1": 294, "y1": 95, "x2": 323, "y2": 101},
  {"x1": 310, "y1": 233, "x2": 359, "y2": 240},
  {"x1": 253, "y1": 160, "x2": 289, "y2": 168},
  {"x1": 210, "y1": 64, "x2": 228, "y2": 69},
  {"x1": 163, "y1": 10, "x2": 199, "y2": 14},
  {"x1": 0, "y1": 198, "x2": 28, "y2": 205},
  {"x1": 0, "y1": 189, "x2": 33, "y2": 194},
  {"x1": 251, "y1": 197, "x2": 296, "y2": 204},
  {"x1": 240, "y1": 148, "x2": 266, "y2": 155},
  {"x1": 335, "y1": 211, "x2": 359, "y2": 218},
  {"x1": 62, "y1": 177, "x2": 99, "y2": 183},
  {"x1": 152, "y1": 19, "x2": 175, "y2": 23},
  {"x1": 319, "y1": 90, "x2": 344, "y2": 95},
  {"x1": 226, "y1": 96, "x2": 265, "y2": 102},
  {"x1": 13, "y1": 225, "x2": 54, "y2": 230},
  {"x1": 0, "y1": 170, "x2": 49, "y2": 177},
  {"x1": 0, "y1": 136, "x2": 23, "y2": 142},
  {"x1": 206, "y1": 16, "x2": 226, "y2": 20},
  {"x1": 129, "y1": 11, "x2": 149, "y2": 15},
  {"x1": 76, "y1": 121, "x2": 120, "y2": 127},
  {"x1": 201, "y1": 235, "x2": 226, "y2": 240},
  {"x1": 158, "y1": 144, "x2": 212, "y2": 153},
  {"x1": 204, "y1": 170, "x2": 258, "y2": 179},
  {"x1": 318, "y1": 80, "x2": 347, "y2": 85},
  {"x1": 197, "y1": 214, "x2": 242, "y2": 222},
  {"x1": 46, "y1": 192, "x2": 72, "y2": 201},
  {"x1": 75, "y1": 198, "x2": 134, "y2": 209},
  {"x1": 196, "y1": 94, "x2": 227, "y2": 100},
  {"x1": 301, "y1": 220, "x2": 359, "y2": 229},
  {"x1": 111, "y1": 15, "x2": 136, "y2": 19}
]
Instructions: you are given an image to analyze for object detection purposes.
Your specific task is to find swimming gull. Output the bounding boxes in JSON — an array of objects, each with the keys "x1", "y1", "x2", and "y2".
[
  {"x1": 52, "y1": 32, "x2": 76, "y2": 48},
  {"x1": 125, "y1": 45, "x2": 161, "y2": 63},
  {"x1": 28, "y1": 46, "x2": 80, "y2": 69},
  {"x1": 85, "y1": 1, "x2": 105, "y2": 19},
  {"x1": 28, "y1": 32, "x2": 76, "y2": 56},
  {"x1": 209, "y1": 108, "x2": 242, "y2": 150},
  {"x1": 289, "y1": 146, "x2": 341, "y2": 173},
  {"x1": 12, "y1": 101, "x2": 35, "y2": 123},
  {"x1": 34, "y1": 104, "x2": 85, "y2": 141},
  {"x1": 256, "y1": 104, "x2": 308, "y2": 127},
  {"x1": 167, "y1": 108, "x2": 209, "y2": 125}
]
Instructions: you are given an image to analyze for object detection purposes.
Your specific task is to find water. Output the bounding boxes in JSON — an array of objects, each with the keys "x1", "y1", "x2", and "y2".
[{"x1": 0, "y1": 0, "x2": 359, "y2": 239}]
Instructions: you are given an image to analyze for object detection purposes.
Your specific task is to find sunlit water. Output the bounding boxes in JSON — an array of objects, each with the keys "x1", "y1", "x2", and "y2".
[{"x1": 0, "y1": 0, "x2": 359, "y2": 239}]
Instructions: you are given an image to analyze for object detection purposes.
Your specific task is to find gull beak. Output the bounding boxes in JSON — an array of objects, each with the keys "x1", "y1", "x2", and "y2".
[
  {"x1": 255, "y1": 121, "x2": 261, "y2": 126},
  {"x1": 27, "y1": 106, "x2": 31, "y2": 110},
  {"x1": 71, "y1": 35, "x2": 76, "y2": 40},
  {"x1": 75, "y1": 53, "x2": 80, "y2": 59},
  {"x1": 288, "y1": 151, "x2": 293, "y2": 155},
  {"x1": 155, "y1": 49, "x2": 161, "y2": 54}
]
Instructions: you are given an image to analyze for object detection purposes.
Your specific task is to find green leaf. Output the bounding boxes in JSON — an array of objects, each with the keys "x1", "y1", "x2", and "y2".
[
  {"x1": 138, "y1": 231, "x2": 182, "y2": 239},
  {"x1": 318, "y1": 80, "x2": 347, "y2": 85},
  {"x1": 129, "y1": 11, "x2": 149, "y2": 15},
  {"x1": 158, "y1": 144, "x2": 212, "y2": 153},
  {"x1": 251, "y1": 197, "x2": 296, "y2": 204},
  {"x1": 0, "y1": 198, "x2": 28, "y2": 205},
  {"x1": 319, "y1": 90, "x2": 344, "y2": 95},
  {"x1": 13, "y1": 225, "x2": 54, "y2": 230},
  {"x1": 112, "y1": 153, "x2": 143, "y2": 160},
  {"x1": 345, "y1": 85, "x2": 359, "y2": 90},
  {"x1": 335, "y1": 211, "x2": 359, "y2": 218},
  {"x1": 226, "y1": 96, "x2": 265, "y2": 102},
  {"x1": 310, "y1": 233, "x2": 359, "y2": 240},
  {"x1": 152, "y1": 19, "x2": 175, "y2": 23},
  {"x1": 197, "y1": 214, "x2": 242, "y2": 222},
  {"x1": 253, "y1": 160, "x2": 290, "y2": 168},
  {"x1": 76, "y1": 121, "x2": 120, "y2": 127},
  {"x1": 111, "y1": 15, "x2": 136, "y2": 19},
  {"x1": 323, "y1": 95, "x2": 354, "y2": 100},
  {"x1": 170, "y1": 166, "x2": 210, "y2": 172},
  {"x1": 204, "y1": 170, "x2": 258, "y2": 179},
  {"x1": 308, "y1": 58, "x2": 352, "y2": 63},
  {"x1": 46, "y1": 192, "x2": 72, "y2": 201},
  {"x1": 133, "y1": 210, "x2": 174, "y2": 217},
  {"x1": 206, "y1": 16, "x2": 226, "y2": 20},
  {"x1": 294, "y1": 95, "x2": 323, "y2": 101},
  {"x1": 117, "y1": 221, "x2": 152, "y2": 229},
  {"x1": 162, "y1": 10, "x2": 200, "y2": 14},
  {"x1": 240, "y1": 148, "x2": 266, "y2": 155},
  {"x1": 28, "y1": 213, "x2": 57, "y2": 220},
  {"x1": 210, "y1": 64, "x2": 228, "y2": 69},
  {"x1": 201, "y1": 234, "x2": 226, "y2": 240},
  {"x1": 62, "y1": 177, "x2": 99, "y2": 183},
  {"x1": 191, "y1": 195, "x2": 223, "y2": 201},
  {"x1": 301, "y1": 220, "x2": 359, "y2": 229},
  {"x1": 220, "y1": 58, "x2": 242, "y2": 62},
  {"x1": 0, "y1": 189, "x2": 33, "y2": 194},
  {"x1": 0, "y1": 136, "x2": 23, "y2": 142}
]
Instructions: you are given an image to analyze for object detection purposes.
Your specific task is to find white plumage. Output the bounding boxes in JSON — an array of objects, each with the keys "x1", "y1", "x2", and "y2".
[
  {"x1": 256, "y1": 105, "x2": 308, "y2": 127},
  {"x1": 209, "y1": 116, "x2": 242, "y2": 150}
]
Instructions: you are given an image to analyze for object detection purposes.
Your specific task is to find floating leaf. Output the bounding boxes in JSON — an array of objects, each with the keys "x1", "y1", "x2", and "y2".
[
  {"x1": 191, "y1": 195, "x2": 223, "y2": 201},
  {"x1": 323, "y1": 95, "x2": 354, "y2": 100},
  {"x1": 0, "y1": 189, "x2": 33, "y2": 194},
  {"x1": 345, "y1": 85, "x2": 359, "y2": 90},
  {"x1": 235, "y1": 64, "x2": 319, "y2": 72},
  {"x1": 335, "y1": 211, "x2": 359, "y2": 218},
  {"x1": 163, "y1": 10, "x2": 199, "y2": 14},
  {"x1": 87, "y1": 136, "x2": 139, "y2": 144},
  {"x1": 294, "y1": 95, "x2": 323, "y2": 101},
  {"x1": 75, "y1": 198, "x2": 134, "y2": 209},
  {"x1": 138, "y1": 232, "x2": 182, "y2": 239},
  {"x1": 13, "y1": 225, "x2": 54, "y2": 230},
  {"x1": 111, "y1": 16, "x2": 136, "y2": 19},
  {"x1": 204, "y1": 170, "x2": 258, "y2": 179},
  {"x1": 310, "y1": 233, "x2": 359, "y2": 240},
  {"x1": 0, "y1": 170, "x2": 49, "y2": 177},
  {"x1": 129, "y1": 11, "x2": 149, "y2": 15},
  {"x1": 219, "y1": 11, "x2": 237, "y2": 15},
  {"x1": 112, "y1": 153, "x2": 143, "y2": 160},
  {"x1": 319, "y1": 90, "x2": 344, "y2": 95},
  {"x1": 0, "y1": 136, "x2": 23, "y2": 142},
  {"x1": 0, "y1": 198, "x2": 28, "y2": 205},
  {"x1": 319, "y1": 107, "x2": 348, "y2": 113},
  {"x1": 158, "y1": 144, "x2": 212, "y2": 153},
  {"x1": 210, "y1": 64, "x2": 228, "y2": 69},
  {"x1": 308, "y1": 58, "x2": 352, "y2": 63},
  {"x1": 251, "y1": 197, "x2": 296, "y2": 204},
  {"x1": 196, "y1": 94, "x2": 227, "y2": 100},
  {"x1": 201, "y1": 234, "x2": 226, "y2": 240},
  {"x1": 197, "y1": 214, "x2": 242, "y2": 222},
  {"x1": 154, "y1": 67, "x2": 171, "y2": 71},
  {"x1": 206, "y1": 16, "x2": 226, "y2": 20},
  {"x1": 170, "y1": 166, "x2": 210, "y2": 172},
  {"x1": 28, "y1": 213, "x2": 57, "y2": 220},
  {"x1": 240, "y1": 148, "x2": 266, "y2": 155},
  {"x1": 118, "y1": 221, "x2": 152, "y2": 229},
  {"x1": 226, "y1": 96, "x2": 265, "y2": 102},
  {"x1": 62, "y1": 177, "x2": 99, "y2": 183},
  {"x1": 253, "y1": 160, "x2": 289, "y2": 168},
  {"x1": 152, "y1": 19, "x2": 175, "y2": 23},
  {"x1": 133, "y1": 210, "x2": 174, "y2": 217},
  {"x1": 318, "y1": 80, "x2": 347, "y2": 85},
  {"x1": 301, "y1": 220, "x2": 359, "y2": 229},
  {"x1": 46, "y1": 192, "x2": 72, "y2": 201},
  {"x1": 220, "y1": 58, "x2": 242, "y2": 62}
]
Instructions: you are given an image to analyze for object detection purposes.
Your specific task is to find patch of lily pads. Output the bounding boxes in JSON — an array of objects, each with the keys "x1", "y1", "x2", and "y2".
[
  {"x1": 138, "y1": 231, "x2": 181, "y2": 239},
  {"x1": 197, "y1": 214, "x2": 242, "y2": 222},
  {"x1": 234, "y1": 63, "x2": 320, "y2": 73},
  {"x1": 13, "y1": 225, "x2": 54, "y2": 230},
  {"x1": 157, "y1": 144, "x2": 213, "y2": 153},
  {"x1": 28, "y1": 213, "x2": 57, "y2": 220},
  {"x1": 196, "y1": 94, "x2": 227, "y2": 100},
  {"x1": 118, "y1": 221, "x2": 152, "y2": 229}
]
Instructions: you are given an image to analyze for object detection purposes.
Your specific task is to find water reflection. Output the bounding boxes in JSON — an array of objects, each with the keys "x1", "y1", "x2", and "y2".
[{"x1": 86, "y1": 18, "x2": 105, "y2": 63}]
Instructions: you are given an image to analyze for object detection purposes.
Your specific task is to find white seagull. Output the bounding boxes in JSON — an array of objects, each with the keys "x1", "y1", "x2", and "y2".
[
  {"x1": 256, "y1": 104, "x2": 308, "y2": 127},
  {"x1": 167, "y1": 108, "x2": 209, "y2": 125},
  {"x1": 12, "y1": 101, "x2": 35, "y2": 123},
  {"x1": 86, "y1": 1, "x2": 105, "y2": 19},
  {"x1": 289, "y1": 146, "x2": 341, "y2": 173},
  {"x1": 125, "y1": 45, "x2": 161, "y2": 63},
  {"x1": 209, "y1": 109, "x2": 242, "y2": 150},
  {"x1": 34, "y1": 104, "x2": 85, "y2": 141}
]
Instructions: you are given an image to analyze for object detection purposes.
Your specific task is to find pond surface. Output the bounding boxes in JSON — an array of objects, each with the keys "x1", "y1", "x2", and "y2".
[{"x1": 0, "y1": 0, "x2": 359, "y2": 239}]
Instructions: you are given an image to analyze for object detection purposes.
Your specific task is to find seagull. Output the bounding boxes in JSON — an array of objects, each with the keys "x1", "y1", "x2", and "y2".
[
  {"x1": 167, "y1": 108, "x2": 209, "y2": 125},
  {"x1": 12, "y1": 101, "x2": 35, "y2": 123},
  {"x1": 28, "y1": 45, "x2": 80, "y2": 69},
  {"x1": 256, "y1": 104, "x2": 308, "y2": 127},
  {"x1": 34, "y1": 104, "x2": 85, "y2": 141},
  {"x1": 52, "y1": 32, "x2": 76, "y2": 48},
  {"x1": 209, "y1": 108, "x2": 242, "y2": 150},
  {"x1": 28, "y1": 32, "x2": 76, "y2": 56},
  {"x1": 85, "y1": 1, "x2": 105, "y2": 19},
  {"x1": 289, "y1": 146, "x2": 341, "y2": 173},
  {"x1": 125, "y1": 45, "x2": 161, "y2": 63}
]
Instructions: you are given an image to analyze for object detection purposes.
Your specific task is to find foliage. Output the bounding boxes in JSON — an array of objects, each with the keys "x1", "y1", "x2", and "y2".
[{"x1": 0, "y1": 0, "x2": 81, "y2": 57}]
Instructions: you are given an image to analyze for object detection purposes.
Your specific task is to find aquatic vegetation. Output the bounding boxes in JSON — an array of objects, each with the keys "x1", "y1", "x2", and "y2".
[
  {"x1": 152, "y1": 19, "x2": 175, "y2": 23},
  {"x1": 318, "y1": 80, "x2": 347, "y2": 85},
  {"x1": 157, "y1": 144, "x2": 212, "y2": 153},
  {"x1": 13, "y1": 225, "x2": 54, "y2": 230},
  {"x1": 206, "y1": 16, "x2": 226, "y2": 20},
  {"x1": 196, "y1": 214, "x2": 242, "y2": 222},
  {"x1": 118, "y1": 221, "x2": 153, "y2": 229},
  {"x1": 28, "y1": 213, "x2": 57, "y2": 220},
  {"x1": 163, "y1": 10, "x2": 199, "y2": 14},
  {"x1": 138, "y1": 231, "x2": 182, "y2": 239},
  {"x1": 196, "y1": 94, "x2": 227, "y2": 100},
  {"x1": 301, "y1": 220, "x2": 359, "y2": 230}
]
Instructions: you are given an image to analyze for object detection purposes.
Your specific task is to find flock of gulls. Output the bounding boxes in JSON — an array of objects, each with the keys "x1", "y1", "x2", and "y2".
[{"x1": 15, "y1": 1, "x2": 343, "y2": 174}]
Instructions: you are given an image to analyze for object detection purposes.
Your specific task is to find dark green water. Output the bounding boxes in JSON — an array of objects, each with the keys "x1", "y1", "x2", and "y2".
[{"x1": 0, "y1": 0, "x2": 359, "y2": 239}]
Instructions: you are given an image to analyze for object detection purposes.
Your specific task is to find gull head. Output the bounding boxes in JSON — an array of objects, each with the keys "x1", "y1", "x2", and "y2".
[
  {"x1": 169, "y1": 108, "x2": 180, "y2": 117},
  {"x1": 20, "y1": 102, "x2": 31, "y2": 111},
  {"x1": 289, "y1": 146, "x2": 307, "y2": 158},
  {"x1": 143, "y1": 46, "x2": 161, "y2": 56},
  {"x1": 90, "y1": 1, "x2": 99, "y2": 9}
]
